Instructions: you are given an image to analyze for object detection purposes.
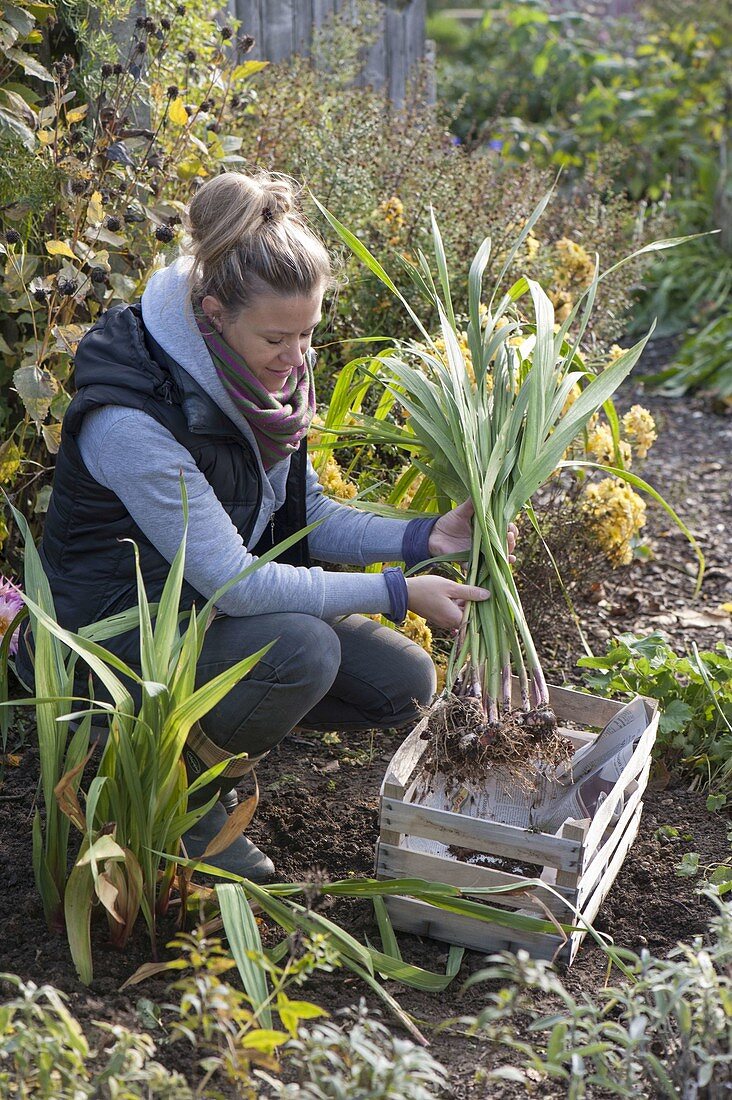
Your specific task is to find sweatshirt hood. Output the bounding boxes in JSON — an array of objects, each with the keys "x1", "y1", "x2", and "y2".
[{"x1": 140, "y1": 255, "x2": 258, "y2": 440}]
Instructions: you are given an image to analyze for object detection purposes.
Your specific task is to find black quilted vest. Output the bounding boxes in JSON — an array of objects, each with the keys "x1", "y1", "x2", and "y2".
[{"x1": 36, "y1": 302, "x2": 310, "y2": 636}]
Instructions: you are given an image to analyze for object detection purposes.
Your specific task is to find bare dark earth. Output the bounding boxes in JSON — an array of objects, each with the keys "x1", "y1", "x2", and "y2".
[{"x1": 0, "y1": 337, "x2": 730, "y2": 1096}]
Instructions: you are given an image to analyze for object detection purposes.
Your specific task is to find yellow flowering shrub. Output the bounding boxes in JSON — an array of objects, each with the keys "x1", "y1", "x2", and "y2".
[
  {"x1": 554, "y1": 237, "x2": 596, "y2": 286},
  {"x1": 621, "y1": 404, "x2": 657, "y2": 459},
  {"x1": 586, "y1": 423, "x2": 633, "y2": 467},
  {"x1": 401, "y1": 611, "x2": 432, "y2": 654},
  {"x1": 548, "y1": 237, "x2": 596, "y2": 324},
  {"x1": 320, "y1": 455, "x2": 358, "y2": 500},
  {"x1": 583, "y1": 477, "x2": 647, "y2": 566}
]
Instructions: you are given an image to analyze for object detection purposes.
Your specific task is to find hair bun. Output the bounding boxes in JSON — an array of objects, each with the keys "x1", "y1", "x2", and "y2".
[
  {"x1": 259, "y1": 176, "x2": 296, "y2": 223},
  {"x1": 185, "y1": 169, "x2": 335, "y2": 314}
]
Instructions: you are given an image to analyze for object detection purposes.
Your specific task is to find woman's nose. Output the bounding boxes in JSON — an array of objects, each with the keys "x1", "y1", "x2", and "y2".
[{"x1": 279, "y1": 340, "x2": 307, "y2": 367}]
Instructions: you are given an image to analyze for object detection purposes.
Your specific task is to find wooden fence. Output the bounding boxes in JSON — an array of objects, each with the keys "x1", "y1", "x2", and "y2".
[{"x1": 228, "y1": 0, "x2": 428, "y2": 105}]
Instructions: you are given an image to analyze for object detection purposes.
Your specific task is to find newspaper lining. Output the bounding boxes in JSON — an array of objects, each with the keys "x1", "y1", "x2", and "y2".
[{"x1": 404, "y1": 697, "x2": 649, "y2": 862}]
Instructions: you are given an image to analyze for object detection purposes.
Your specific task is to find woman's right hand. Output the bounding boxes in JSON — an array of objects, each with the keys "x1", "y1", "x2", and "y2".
[{"x1": 406, "y1": 576, "x2": 490, "y2": 630}]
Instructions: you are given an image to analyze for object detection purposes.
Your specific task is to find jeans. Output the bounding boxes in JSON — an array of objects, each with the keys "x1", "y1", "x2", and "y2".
[{"x1": 17, "y1": 613, "x2": 436, "y2": 758}]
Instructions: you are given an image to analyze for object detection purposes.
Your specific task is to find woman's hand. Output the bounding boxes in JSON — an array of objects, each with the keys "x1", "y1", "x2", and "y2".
[
  {"x1": 406, "y1": 576, "x2": 490, "y2": 630},
  {"x1": 428, "y1": 500, "x2": 518, "y2": 563}
]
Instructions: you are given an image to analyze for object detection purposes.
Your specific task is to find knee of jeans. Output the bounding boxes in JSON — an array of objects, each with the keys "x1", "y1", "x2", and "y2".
[
  {"x1": 381, "y1": 643, "x2": 436, "y2": 726},
  {"x1": 402, "y1": 644, "x2": 437, "y2": 710},
  {"x1": 279, "y1": 615, "x2": 341, "y2": 695}
]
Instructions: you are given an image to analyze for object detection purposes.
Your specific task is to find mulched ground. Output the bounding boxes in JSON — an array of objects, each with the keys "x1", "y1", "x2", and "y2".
[{"x1": 0, "y1": 336, "x2": 730, "y2": 1096}]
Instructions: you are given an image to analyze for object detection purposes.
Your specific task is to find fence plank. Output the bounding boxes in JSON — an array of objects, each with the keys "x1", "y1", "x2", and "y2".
[{"x1": 231, "y1": 0, "x2": 428, "y2": 103}]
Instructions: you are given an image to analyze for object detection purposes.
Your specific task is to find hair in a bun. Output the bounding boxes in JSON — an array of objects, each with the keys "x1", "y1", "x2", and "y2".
[{"x1": 184, "y1": 170, "x2": 334, "y2": 315}]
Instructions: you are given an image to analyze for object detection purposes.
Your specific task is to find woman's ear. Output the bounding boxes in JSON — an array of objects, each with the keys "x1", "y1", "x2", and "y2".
[{"x1": 201, "y1": 294, "x2": 225, "y2": 333}]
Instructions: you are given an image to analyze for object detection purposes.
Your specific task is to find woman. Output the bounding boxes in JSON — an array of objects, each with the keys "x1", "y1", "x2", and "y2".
[{"x1": 16, "y1": 170, "x2": 507, "y2": 881}]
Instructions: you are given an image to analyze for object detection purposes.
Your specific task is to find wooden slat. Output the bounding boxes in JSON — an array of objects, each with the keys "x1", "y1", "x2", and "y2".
[
  {"x1": 556, "y1": 820, "x2": 587, "y2": 891},
  {"x1": 578, "y1": 758, "x2": 651, "y2": 905},
  {"x1": 381, "y1": 798, "x2": 582, "y2": 871},
  {"x1": 380, "y1": 775, "x2": 405, "y2": 847},
  {"x1": 566, "y1": 803, "x2": 644, "y2": 964},
  {"x1": 376, "y1": 842, "x2": 575, "y2": 913},
  {"x1": 385, "y1": 896, "x2": 563, "y2": 960},
  {"x1": 583, "y1": 716, "x2": 657, "y2": 856}
]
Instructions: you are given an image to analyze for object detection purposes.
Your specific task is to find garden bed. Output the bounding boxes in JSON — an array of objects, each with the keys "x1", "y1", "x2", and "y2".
[{"x1": 0, "y1": 355, "x2": 730, "y2": 1096}]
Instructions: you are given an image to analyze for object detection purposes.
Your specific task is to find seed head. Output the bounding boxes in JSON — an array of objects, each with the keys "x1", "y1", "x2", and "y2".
[
  {"x1": 176, "y1": 3, "x2": 186, "y2": 13},
  {"x1": 135, "y1": 16, "x2": 146, "y2": 28},
  {"x1": 56, "y1": 276, "x2": 78, "y2": 296},
  {"x1": 185, "y1": 48, "x2": 197, "y2": 62},
  {"x1": 90, "y1": 266, "x2": 107, "y2": 283},
  {"x1": 238, "y1": 34, "x2": 255, "y2": 53},
  {"x1": 101, "y1": 62, "x2": 113, "y2": 79},
  {"x1": 70, "y1": 178, "x2": 89, "y2": 195},
  {"x1": 33, "y1": 286, "x2": 50, "y2": 303},
  {"x1": 155, "y1": 224, "x2": 174, "y2": 243},
  {"x1": 113, "y1": 62, "x2": 124, "y2": 75},
  {"x1": 220, "y1": 25, "x2": 233, "y2": 39},
  {"x1": 105, "y1": 215, "x2": 122, "y2": 231},
  {"x1": 166, "y1": 84, "x2": 179, "y2": 99},
  {"x1": 5, "y1": 229, "x2": 21, "y2": 245},
  {"x1": 160, "y1": 16, "x2": 171, "y2": 30}
]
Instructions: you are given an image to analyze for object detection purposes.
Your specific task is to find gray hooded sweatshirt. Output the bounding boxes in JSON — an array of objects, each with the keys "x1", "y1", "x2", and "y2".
[{"x1": 76, "y1": 257, "x2": 416, "y2": 620}]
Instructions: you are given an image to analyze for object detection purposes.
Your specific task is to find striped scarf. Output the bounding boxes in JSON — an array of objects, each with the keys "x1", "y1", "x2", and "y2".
[{"x1": 198, "y1": 318, "x2": 315, "y2": 470}]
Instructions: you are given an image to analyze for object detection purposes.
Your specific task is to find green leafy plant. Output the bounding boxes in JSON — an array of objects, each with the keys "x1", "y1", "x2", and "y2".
[
  {"x1": 457, "y1": 892, "x2": 732, "y2": 1098},
  {"x1": 263, "y1": 1000, "x2": 449, "y2": 1099},
  {"x1": 0, "y1": 972, "x2": 192, "y2": 1099},
  {"x1": 316, "y1": 189, "x2": 699, "y2": 742},
  {"x1": 579, "y1": 632, "x2": 732, "y2": 793},
  {"x1": 645, "y1": 309, "x2": 732, "y2": 398},
  {"x1": 3, "y1": 487, "x2": 319, "y2": 982},
  {"x1": 0, "y1": 0, "x2": 266, "y2": 532}
]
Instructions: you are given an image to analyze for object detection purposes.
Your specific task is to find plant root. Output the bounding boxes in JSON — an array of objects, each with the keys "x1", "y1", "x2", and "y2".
[{"x1": 418, "y1": 693, "x2": 568, "y2": 793}]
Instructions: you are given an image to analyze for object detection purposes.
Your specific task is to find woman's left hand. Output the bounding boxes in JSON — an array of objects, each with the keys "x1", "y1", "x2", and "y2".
[{"x1": 428, "y1": 500, "x2": 518, "y2": 563}]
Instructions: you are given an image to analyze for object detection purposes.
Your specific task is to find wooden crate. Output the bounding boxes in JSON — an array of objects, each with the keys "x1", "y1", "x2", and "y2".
[{"x1": 377, "y1": 684, "x2": 659, "y2": 964}]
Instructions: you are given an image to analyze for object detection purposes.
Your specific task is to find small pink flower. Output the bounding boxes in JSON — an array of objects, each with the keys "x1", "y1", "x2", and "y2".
[{"x1": 0, "y1": 576, "x2": 24, "y2": 657}]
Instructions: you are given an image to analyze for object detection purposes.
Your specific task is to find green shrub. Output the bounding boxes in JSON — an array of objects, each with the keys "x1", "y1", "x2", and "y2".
[
  {"x1": 0, "y1": 972, "x2": 192, "y2": 1098},
  {"x1": 459, "y1": 893, "x2": 732, "y2": 1098},
  {"x1": 264, "y1": 1000, "x2": 449, "y2": 1099},
  {"x1": 579, "y1": 632, "x2": 732, "y2": 794},
  {"x1": 0, "y1": 0, "x2": 266, "y2": 539}
]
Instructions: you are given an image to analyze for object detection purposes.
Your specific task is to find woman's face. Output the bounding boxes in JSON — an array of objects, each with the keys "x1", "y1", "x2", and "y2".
[{"x1": 202, "y1": 289, "x2": 323, "y2": 394}]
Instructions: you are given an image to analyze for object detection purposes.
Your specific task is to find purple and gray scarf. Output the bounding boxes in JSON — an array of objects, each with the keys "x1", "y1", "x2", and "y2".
[{"x1": 198, "y1": 319, "x2": 315, "y2": 470}]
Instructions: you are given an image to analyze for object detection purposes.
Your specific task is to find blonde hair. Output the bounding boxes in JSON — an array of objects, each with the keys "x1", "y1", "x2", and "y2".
[{"x1": 184, "y1": 170, "x2": 334, "y2": 316}]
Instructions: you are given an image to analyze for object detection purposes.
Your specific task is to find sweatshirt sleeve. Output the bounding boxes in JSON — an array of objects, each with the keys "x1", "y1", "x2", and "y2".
[
  {"x1": 76, "y1": 406, "x2": 394, "y2": 620},
  {"x1": 304, "y1": 456, "x2": 438, "y2": 568}
]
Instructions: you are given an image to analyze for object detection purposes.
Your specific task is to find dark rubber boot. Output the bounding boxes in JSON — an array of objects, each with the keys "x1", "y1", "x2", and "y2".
[{"x1": 182, "y1": 802, "x2": 275, "y2": 882}]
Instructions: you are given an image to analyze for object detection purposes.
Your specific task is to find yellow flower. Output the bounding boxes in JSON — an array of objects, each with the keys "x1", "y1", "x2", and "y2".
[
  {"x1": 525, "y1": 232, "x2": 540, "y2": 262},
  {"x1": 586, "y1": 422, "x2": 632, "y2": 467},
  {"x1": 549, "y1": 288, "x2": 574, "y2": 324},
  {"x1": 554, "y1": 237, "x2": 595, "y2": 289},
  {"x1": 417, "y1": 330, "x2": 477, "y2": 385},
  {"x1": 320, "y1": 454, "x2": 357, "y2": 500},
  {"x1": 607, "y1": 344, "x2": 625, "y2": 364},
  {"x1": 401, "y1": 610, "x2": 432, "y2": 653},
  {"x1": 371, "y1": 195, "x2": 405, "y2": 242},
  {"x1": 583, "y1": 477, "x2": 646, "y2": 566},
  {"x1": 622, "y1": 404, "x2": 657, "y2": 459}
]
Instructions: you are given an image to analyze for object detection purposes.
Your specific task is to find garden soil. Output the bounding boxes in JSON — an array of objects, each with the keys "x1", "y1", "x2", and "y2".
[{"x1": 0, "y1": 340, "x2": 730, "y2": 1097}]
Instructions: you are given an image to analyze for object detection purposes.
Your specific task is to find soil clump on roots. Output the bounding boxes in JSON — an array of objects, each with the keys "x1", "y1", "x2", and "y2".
[{"x1": 418, "y1": 692, "x2": 569, "y2": 793}]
